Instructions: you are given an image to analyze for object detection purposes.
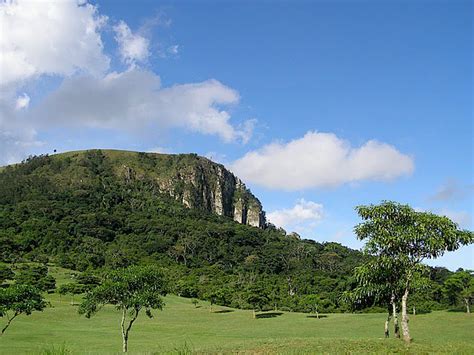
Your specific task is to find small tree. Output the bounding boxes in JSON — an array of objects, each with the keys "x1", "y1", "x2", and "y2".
[
  {"x1": 78, "y1": 265, "x2": 167, "y2": 352},
  {"x1": 245, "y1": 283, "x2": 269, "y2": 318},
  {"x1": 354, "y1": 201, "x2": 473, "y2": 343},
  {"x1": 0, "y1": 284, "x2": 47, "y2": 335},
  {"x1": 204, "y1": 288, "x2": 226, "y2": 313},
  {"x1": 303, "y1": 294, "x2": 320, "y2": 318},
  {"x1": 443, "y1": 270, "x2": 474, "y2": 313}
]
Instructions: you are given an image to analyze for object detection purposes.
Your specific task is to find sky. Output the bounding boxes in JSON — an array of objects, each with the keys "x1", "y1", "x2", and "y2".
[{"x1": 0, "y1": 0, "x2": 472, "y2": 270}]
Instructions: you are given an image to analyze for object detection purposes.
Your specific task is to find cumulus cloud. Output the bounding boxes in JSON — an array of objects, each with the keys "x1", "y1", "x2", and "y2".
[
  {"x1": 32, "y1": 69, "x2": 253, "y2": 143},
  {"x1": 0, "y1": 0, "x2": 109, "y2": 89},
  {"x1": 114, "y1": 21, "x2": 150, "y2": 66},
  {"x1": 0, "y1": 0, "x2": 252, "y2": 165},
  {"x1": 267, "y1": 199, "x2": 324, "y2": 232},
  {"x1": 231, "y1": 131, "x2": 414, "y2": 190}
]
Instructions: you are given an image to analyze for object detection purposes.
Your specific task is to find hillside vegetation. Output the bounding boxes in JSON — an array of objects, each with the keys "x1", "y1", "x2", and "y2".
[{"x1": 0, "y1": 151, "x2": 458, "y2": 313}]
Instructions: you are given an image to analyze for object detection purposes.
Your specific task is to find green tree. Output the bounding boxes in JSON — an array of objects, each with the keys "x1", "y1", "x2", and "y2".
[
  {"x1": 245, "y1": 283, "x2": 269, "y2": 318},
  {"x1": 302, "y1": 294, "x2": 321, "y2": 318},
  {"x1": 0, "y1": 284, "x2": 47, "y2": 335},
  {"x1": 443, "y1": 270, "x2": 474, "y2": 313},
  {"x1": 78, "y1": 265, "x2": 166, "y2": 352},
  {"x1": 354, "y1": 201, "x2": 473, "y2": 343}
]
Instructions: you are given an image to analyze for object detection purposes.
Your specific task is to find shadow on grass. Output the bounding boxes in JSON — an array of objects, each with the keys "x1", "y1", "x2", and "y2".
[
  {"x1": 307, "y1": 315, "x2": 328, "y2": 319},
  {"x1": 256, "y1": 312, "x2": 283, "y2": 319},
  {"x1": 447, "y1": 309, "x2": 468, "y2": 313},
  {"x1": 213, "y1": 309, "x2": 234, "y2": 313}
]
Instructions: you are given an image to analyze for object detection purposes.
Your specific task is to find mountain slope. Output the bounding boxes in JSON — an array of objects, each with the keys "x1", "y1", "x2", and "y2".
[{"x1": 3, "y1": 150, "x2": 266, "y2": 227}]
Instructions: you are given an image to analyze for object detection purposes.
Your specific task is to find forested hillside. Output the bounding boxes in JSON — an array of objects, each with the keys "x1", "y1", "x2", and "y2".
[{"x1": 0, "y1": 151, "x2": 456, "y2": 312}]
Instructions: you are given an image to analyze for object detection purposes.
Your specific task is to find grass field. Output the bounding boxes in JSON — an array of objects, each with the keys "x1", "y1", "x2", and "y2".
[{"x1": 0, "y1": 268, "x2": 473, "y2": 354}]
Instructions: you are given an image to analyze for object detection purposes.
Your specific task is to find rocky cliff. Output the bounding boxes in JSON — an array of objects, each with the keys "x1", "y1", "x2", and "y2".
[{"x1": 140, "y1": 154, "x2": 266, "y2": 228}]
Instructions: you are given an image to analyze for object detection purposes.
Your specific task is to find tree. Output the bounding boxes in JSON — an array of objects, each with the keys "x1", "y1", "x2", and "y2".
[
  {"x1": 245, "y1": 283, "x2": 269, "y2": 318},
  {"x1": 204, "y1": 288, "x2": 226, "y2": 313},
  {"x1": 302, "y1": 294, "x2": 320, "y2": 318},
  {"x1": 0, "y1": 284, "x2": 47, "y2": 335},
  {"x1": 354, "y1": 201, "x2": 473, "y2": 343},
  {"x1": 14, "y1": 265, "x2": 55, "y2": 292},
  {"x1": 443, "y1": 270, "x2": 474, "y2": 313},
  {"x1": 78, "y1": 265, "x2": 167, "y2": 352}
]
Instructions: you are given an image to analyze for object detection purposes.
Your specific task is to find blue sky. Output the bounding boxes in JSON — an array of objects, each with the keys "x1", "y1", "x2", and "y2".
[{"x1": 1, "y1": 0, "x2": 472, "y2": 270}]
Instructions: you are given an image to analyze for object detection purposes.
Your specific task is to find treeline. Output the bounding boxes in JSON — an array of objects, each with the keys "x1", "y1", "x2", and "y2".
[{"x1": 0, "y1": 151, "x2": 465, "y2": 312}]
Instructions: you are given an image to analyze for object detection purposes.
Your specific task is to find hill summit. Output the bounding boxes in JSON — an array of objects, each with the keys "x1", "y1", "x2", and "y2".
[{"x1": 11, "y1": 149, "x2": 266, "y2": 228}]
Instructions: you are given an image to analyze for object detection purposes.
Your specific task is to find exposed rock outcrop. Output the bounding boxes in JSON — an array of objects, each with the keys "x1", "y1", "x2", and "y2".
[{"x1": 118, "y1": 153, "x2": 266, "y2": 228}]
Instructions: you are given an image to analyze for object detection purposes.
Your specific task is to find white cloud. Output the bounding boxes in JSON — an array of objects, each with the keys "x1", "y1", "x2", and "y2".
[
  {"x1": 231, "y1": 131, "x2": 414, "y2": 190},
  {"x1": 0, "y1": 95, "x2": 42, "y2": 165},
  {"x1": 15, "y1": 93, "x2": 30, "y2": 110},
  {"x1": 0, "y1": 0, "x2": 109, "y2": 89},
  {"x1": 113, "y1": 21, "x2": 150, "y2": 66},
  {"x1": 0, "y1": 1, "x2": 252, "y2": 165},
  {"x1": 267, "y1": 199, "x2": 324, "y2": 230},
  {"x1": 33, "y1": 69, "x2": 253, "y2": 143}
]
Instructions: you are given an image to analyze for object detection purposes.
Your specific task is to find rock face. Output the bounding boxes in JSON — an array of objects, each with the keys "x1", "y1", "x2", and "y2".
[{"x1": 117, "y1": 153, "x2": 266, "y2": 228}]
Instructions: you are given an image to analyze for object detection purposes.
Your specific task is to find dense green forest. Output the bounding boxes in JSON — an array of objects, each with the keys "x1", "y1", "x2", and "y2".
[{"x1": 0, "y1": 150, "x2": 465, "y2": 313}]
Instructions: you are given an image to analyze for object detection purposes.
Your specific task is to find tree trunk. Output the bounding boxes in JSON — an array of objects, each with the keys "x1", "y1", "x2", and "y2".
[
  {"x1": 121, "y1": 308, "x2": 128, "y2": 353},
  {"x1": 401, "y1": 288, "x2": 411, "y2": 343},
  {"x1": 384, "y1": 312, "x2": 391, "y2": 338},
  {"x1": 1, "y1": 312, "x2": 18, "y2": 335},
  {"x1": 464, "y1": 298, "x2": 470, "y2": 314},
  {"x1": 391, "y1": 295, "x2": 400, "y2": 338},
  {"x1": 413, "y1": 307, "x2": 416, "y2": 316}
]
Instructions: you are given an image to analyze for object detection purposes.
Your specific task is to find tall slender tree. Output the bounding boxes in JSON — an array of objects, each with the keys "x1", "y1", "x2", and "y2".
[{"x1": 353, "y1": 201, "x2": 473, "y2": 343}]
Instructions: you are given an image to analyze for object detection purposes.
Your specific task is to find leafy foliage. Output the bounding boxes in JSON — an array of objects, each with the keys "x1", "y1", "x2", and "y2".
[{"x1": 0, "y1": 284, "x2": 47, "y2": 335}]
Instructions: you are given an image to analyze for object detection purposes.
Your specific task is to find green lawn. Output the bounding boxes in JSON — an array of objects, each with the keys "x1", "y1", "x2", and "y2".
[{"x1": 1, "y1": 290, "x2": 473, "y2": 354}]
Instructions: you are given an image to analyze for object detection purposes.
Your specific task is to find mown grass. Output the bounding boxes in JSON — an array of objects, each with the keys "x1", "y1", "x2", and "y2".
[{"x1": 0, "y1": 290, "x2": 473, "y2": 354}]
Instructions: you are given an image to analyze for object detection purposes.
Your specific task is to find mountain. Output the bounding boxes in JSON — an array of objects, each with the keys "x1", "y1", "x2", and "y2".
[
  {"x1": 3, "y1": 150, "x2": 266, "y2": 228},
  {"x1": 0, "y1": 150, "x2": 452, "y2": 313}
]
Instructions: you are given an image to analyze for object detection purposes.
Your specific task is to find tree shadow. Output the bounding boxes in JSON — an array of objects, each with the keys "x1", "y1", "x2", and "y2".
[
  {"x1": 447, "y1": 309, "x2": 467, "y2": 313},
  {"x1": 256, "y1": 312, "x2": 283, "y2": 319},
  {"x1": 213, "y1": 309, "x2": 234, "y2": 313},
  {"x1": 306, "y1": 315, "x2": 328, "y2": 319}
]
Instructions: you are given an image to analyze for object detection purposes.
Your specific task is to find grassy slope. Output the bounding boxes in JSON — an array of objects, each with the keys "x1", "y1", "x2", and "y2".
[{"x1": 0, "y1": 268, "x2": 472, "y2": 354}]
